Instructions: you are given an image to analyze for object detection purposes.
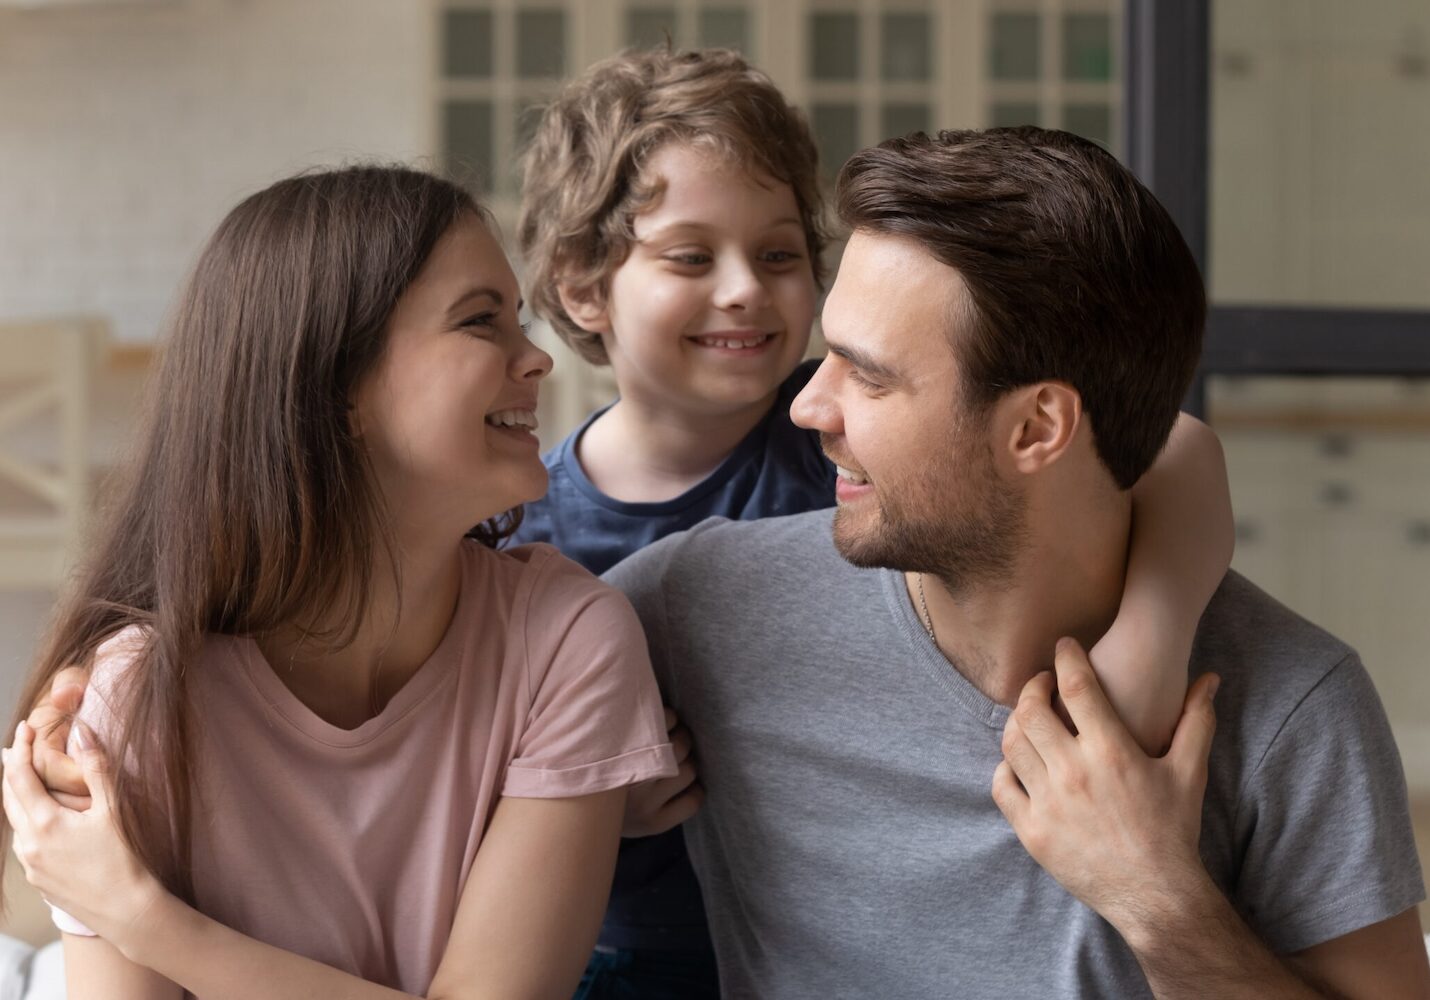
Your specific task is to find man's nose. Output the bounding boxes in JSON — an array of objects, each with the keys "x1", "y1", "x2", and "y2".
[{"x1": 790, "y1": 358, "x2": 839, "y2": 432}]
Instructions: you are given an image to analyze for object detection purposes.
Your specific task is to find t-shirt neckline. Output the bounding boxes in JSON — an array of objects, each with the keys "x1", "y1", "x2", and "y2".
[
  {"x1": 232, "y1": 547, "x2": 476, "y2": 748},
  {"x1": 878, "y1": 567, "x2": 1011, "y2": 729},
  {"x1": 556, "y1": 400, "x2": 776, "y2": 517}
]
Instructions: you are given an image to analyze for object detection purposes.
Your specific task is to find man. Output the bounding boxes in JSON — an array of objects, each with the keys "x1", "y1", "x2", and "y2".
[
  {"x1": 26, "y1": 130, "x2": 1430, "y2": 998},
  {"x1": 600, "y1": 129, "x2": 1429, "y2": 997}
]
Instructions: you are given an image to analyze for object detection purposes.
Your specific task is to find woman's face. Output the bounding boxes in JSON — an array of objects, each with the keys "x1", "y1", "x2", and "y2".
[{"x1": 353, "y1": 213, "x2": 553, "y2": 533}]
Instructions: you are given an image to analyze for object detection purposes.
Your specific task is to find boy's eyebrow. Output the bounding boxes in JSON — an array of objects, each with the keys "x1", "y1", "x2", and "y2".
[
  {"x1": 825, "y1": 340, "x2": 904, "y2": 383},
  {"x1": 637, "y1": 216, "x2": 806, "y2": 242}
]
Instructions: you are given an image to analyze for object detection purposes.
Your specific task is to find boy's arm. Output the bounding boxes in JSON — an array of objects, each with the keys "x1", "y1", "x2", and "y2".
[{"x1": 1091, "y1": 414, "x2": 1234, "y2": 754}]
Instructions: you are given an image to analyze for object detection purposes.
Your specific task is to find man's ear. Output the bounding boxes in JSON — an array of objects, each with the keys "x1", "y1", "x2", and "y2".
[
  {"x1": 999, "y1": 382, "x2": 1082, "y2": 474},
  {"x1": 556, "y1": 283, "x2": 613, "y2": 336}
]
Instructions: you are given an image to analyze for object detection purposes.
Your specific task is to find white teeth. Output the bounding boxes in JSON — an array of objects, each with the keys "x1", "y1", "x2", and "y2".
[
  {"x1": 695, "y1": 334, "x2": 772, "y2": 350},
  {"x1": 486, "y1": 408, "x2": 538, "y2": 430},
  {"x1": 835, "y1": 465, "x2": 868, "y2": 485}
]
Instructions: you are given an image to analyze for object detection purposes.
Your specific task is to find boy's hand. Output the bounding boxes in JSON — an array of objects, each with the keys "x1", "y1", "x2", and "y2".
[
  {"x1": 27, "y1": 666, "x2": 91, "y2": 810},
  {"x1": 624, "y1": 708, "x2": 703, "y2": 838}
]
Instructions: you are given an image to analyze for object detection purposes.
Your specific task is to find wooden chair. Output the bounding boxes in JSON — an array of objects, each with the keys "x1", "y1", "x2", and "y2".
[{"x1": 0, "y1": 317, "x2": 106, "y2": 589}]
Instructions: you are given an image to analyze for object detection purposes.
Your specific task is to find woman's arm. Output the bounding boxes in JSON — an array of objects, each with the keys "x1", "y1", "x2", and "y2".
[
  {"x1": 4, "y1": 722, "x2": 626, "y2": 1000},
  {"x1": 64, "y1": 933, "x2": 183, "y2": 1000},
  {"x1": 1090, "y1": 413, "x2": 1235, "y2": 755},
  {"x1": 131, "y1": 791, "x2": 625, "y2": 1000}
]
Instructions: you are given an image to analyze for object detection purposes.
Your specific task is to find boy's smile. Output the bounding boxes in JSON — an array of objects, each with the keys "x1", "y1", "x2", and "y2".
[{"x1": 582, "y1": 141, "x2": 817, "y2": 420}]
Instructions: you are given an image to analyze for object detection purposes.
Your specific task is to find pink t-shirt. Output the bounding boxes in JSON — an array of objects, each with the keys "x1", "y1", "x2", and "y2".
[{"x1": 53, "y1": 541, "x2": 676, "y2": 992}]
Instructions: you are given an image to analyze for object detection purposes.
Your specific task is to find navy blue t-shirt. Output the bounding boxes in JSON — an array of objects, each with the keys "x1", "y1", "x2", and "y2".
[{"x1": 510, "y1": 359, "x2": 835, "y2": 951}]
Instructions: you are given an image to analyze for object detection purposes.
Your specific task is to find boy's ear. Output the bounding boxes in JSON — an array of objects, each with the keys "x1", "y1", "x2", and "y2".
[
  {"x1": 998, "y1": 382, "x2": 1082, "y2": 475},
  {"x1": 556, "y1": 283, "x2": 613, "y2": 336}
]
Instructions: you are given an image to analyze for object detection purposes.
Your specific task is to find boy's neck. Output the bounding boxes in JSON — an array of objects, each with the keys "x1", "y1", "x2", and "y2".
[{"x1": 578, "y1": 391, "x2": 778, "y2": 503}]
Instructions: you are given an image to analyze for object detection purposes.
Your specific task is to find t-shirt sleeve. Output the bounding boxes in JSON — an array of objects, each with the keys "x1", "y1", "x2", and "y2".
[
  {"x1": 49, "y1": 627, "x2": 147, "y2": 938},
  {"x1": 601, "y1": 533, "x2": 684, "y2": 703},
  {"x1": 502, "y1": 553, "x2": 677, "y2": 798},
  {"x1": 1232, "y1": 653, "x2": 1426, "y2": 953}
]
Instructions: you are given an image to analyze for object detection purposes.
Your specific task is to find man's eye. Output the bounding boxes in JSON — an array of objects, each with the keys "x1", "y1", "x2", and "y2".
[{"x1": 848, "y1": 369, "x2": 883, "y2": 391}]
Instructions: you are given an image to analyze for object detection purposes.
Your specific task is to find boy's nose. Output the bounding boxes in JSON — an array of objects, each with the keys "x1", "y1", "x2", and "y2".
[{"x1": 712, "y1": 258, "x2": 771, "y2": 312}]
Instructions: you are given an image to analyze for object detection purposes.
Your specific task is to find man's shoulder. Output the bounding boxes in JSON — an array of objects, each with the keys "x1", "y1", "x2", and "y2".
[
  {"x1": 1197, "y1": 570, "x2": 1357, "y2": 685},
  {"x1": 1196, "y1": 570, "x2": 1372, "y2": 755},
  {"x1": 603, "y1": 509, "x2": 839, "y2": 590}
]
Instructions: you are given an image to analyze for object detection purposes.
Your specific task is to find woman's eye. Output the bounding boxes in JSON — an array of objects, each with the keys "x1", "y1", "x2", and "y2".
[{"x1": 459, "y1": 312, "x2": 496, "y2": 330}]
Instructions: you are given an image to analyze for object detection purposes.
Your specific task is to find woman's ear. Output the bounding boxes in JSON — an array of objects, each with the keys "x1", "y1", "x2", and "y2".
[
  {"x1": 1000, "y1": 382, "x2": 1082, "y2": 475},
  {"x1": 556, "y1": 283, "x2": 612, "y2": 336}
]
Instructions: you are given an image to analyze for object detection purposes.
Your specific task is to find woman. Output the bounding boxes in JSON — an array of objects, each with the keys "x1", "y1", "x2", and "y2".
[{"x1": 1, "y1": 166, "x2": 675, "y2": 997}]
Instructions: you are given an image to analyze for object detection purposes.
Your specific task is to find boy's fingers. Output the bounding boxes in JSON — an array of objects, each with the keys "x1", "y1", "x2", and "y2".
[
  {"x1": 32, "y1": 750, "x2": 88, "y2": 801},
  {"x1": 657, "y1": 783, "x2": 705, "y2": 828},
  {"x1": 48, "y1": 667, "x2": 90, "y2": 715},
  {"x1": 670, "y1": 725, "x2": 693, "y2": 763}
]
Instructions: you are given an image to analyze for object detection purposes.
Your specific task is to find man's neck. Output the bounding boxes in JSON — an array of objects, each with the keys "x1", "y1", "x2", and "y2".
[
  {"x1": 909, "y1": 495, "x2": 1131, "y2": 706},
  {"x1": 577, "y1": 391, "x2": 778, "y2": 503}
]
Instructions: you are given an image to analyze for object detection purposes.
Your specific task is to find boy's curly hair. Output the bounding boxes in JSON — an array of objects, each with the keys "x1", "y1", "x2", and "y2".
[{"x1": 518, "y1": 46, "x2": 829, "y2": 364}]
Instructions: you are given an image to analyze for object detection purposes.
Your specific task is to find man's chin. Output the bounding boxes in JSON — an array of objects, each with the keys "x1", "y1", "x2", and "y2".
[{"x1": 831, "y1": 508, "x2": 903, "y2": 570}]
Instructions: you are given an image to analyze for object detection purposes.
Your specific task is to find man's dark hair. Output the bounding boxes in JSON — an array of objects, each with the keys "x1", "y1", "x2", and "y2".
[{"x1": 836, "y1": 127, "x2": 1205, "y2": 489}]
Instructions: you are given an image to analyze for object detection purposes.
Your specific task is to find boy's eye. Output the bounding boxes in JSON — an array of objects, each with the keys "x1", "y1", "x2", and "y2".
[
  {"x1": 664, "y1": 252, "x2": 712, "y2": 267},
  {"x1": 762, "y1": 249, "x2": 803, "y2": 264}
]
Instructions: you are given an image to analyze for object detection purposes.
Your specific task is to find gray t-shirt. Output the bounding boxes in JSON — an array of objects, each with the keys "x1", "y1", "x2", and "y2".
[{"x1": 604, "y1": 509, "x2": 1425, "y2": 1000}]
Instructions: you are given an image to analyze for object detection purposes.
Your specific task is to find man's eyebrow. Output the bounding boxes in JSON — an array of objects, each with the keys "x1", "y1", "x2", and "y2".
[{"x1": 826, "y1": 341, "x2": 903, "y2": 382}]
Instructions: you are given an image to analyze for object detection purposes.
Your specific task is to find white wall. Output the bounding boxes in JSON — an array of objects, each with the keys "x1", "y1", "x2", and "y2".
[{"x1": 0, "y1": 0, "x2": 436, "y2": 343}]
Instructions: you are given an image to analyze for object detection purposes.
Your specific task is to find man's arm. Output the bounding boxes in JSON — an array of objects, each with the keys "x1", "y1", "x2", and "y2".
[{"x1": 992, "y1": 640, "x2": 1430, "y2": 999}]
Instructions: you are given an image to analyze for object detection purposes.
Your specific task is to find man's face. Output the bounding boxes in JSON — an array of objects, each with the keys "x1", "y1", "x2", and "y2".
[{"x1": 790, "y1": 231, "x2": 1026, "y2": 593}]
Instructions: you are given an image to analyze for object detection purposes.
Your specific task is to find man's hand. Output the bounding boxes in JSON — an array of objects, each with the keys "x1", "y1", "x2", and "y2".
[
  {"x1": 623, "y1": 708, "x2": 703, "y2": 838},
  {"x1": 992, "y1": 637, "x2": 1219, "y2": 935},
  {"x1": 27, "y1": 666, "x2": 91, "y2": 810}
]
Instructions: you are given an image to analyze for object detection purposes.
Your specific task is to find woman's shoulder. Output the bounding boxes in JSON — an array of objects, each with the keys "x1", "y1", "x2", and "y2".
[{"x1": 459, "y1": 537, "x2": 626, "y2": 624}]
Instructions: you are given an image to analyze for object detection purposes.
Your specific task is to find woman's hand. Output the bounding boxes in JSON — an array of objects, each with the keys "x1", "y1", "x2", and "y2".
[{"x1": 2, "y1": 721, "x2": 167, "y2": 953}]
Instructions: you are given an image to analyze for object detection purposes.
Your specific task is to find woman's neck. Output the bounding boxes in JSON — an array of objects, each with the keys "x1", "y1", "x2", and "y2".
[
  {"x1": 577, "y1": 392, "x2": 777, "y2": 503},
  {"x1": 257, "y1": 531, "x2": 463, "y2": 730}
]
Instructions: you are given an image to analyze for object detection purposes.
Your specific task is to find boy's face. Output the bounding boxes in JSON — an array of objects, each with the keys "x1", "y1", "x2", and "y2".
[{"x1": 576, "y1": 142, "x2": 817, "y2": 419}]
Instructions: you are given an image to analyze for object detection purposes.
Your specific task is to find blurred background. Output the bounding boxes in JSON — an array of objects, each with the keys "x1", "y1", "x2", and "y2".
[{"x1": 1, "y1": 0, "x2": 1427, "y2": 945}]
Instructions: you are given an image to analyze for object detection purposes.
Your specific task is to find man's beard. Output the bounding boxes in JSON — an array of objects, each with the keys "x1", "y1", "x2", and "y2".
[{"x1": 828, "y1": 432, "x2": 1027, "y2": 597}]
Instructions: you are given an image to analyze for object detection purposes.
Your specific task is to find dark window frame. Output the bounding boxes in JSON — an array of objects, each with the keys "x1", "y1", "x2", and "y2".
[{"x1": 1122, "y1": 0, "x2": 1430, "y2": 417}]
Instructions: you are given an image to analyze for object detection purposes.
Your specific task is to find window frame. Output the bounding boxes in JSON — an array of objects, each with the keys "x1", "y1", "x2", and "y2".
[{"x1": 1122, "y1": 0, "x2": 1430, "y2": 417}]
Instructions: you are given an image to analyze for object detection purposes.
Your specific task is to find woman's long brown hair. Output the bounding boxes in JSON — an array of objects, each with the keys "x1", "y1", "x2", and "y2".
[{"x1": 4, "y1": 165, "x2": 513, "y2": 902}]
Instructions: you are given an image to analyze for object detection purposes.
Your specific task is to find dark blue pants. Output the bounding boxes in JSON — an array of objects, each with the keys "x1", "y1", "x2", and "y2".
[{"x1": 573, "y1": 946, "x2": 720, "y2": 1000}]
